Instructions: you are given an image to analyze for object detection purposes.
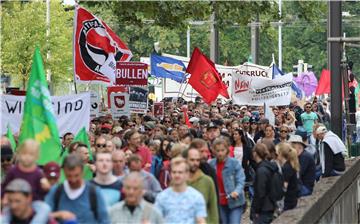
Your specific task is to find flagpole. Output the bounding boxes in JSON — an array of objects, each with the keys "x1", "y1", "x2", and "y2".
[
  {"x1": 179, "y1": 81, "x2": 190, "y2": 99},
  {"x1": 74, "y1": 80, "x2": 78, "y2": 94}
]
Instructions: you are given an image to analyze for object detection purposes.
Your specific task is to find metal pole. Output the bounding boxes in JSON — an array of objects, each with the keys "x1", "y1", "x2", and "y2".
[
  {"x1": 46, "y1": 0, "x2": 52, "y2": 93},
  {"x1": 187, "y1": 26, "x2": 190, "y2": 58},
  {"x1": 278, "y1": 0, "x2": 282, "y2": 69},
  {"x1": 329, "y1": 1, "x2": 342, "y2": 138},
  {"x1": 251, "y1": 15, "x2": 259, "y2": 64},
  {"x1": 210, "y1": 2, "x2": 219, "y2": 63}
]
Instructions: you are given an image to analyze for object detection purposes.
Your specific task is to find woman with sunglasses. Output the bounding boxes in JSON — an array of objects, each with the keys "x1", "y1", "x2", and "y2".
[{"x1": 274, "y1": 125, "x2": 290, "y2": 145}]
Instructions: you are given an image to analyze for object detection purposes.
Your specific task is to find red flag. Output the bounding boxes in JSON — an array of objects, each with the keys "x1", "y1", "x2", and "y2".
[
  {"x1": 74, "y1": 6, "x2": 132, "y2": 85},
  {"x1": 186, "y1": 48, "x2": 229, "y2": 104},
  {"x1": 182, "y1": 107, "x2": 191, "y2": 128},
  {"x1": 315, "y1": 69, "x2": 330, "y2": 95}
]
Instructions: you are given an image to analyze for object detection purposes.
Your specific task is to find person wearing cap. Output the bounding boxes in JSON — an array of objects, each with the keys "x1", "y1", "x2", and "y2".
[
  {"x1": 3, "y1": 179, "x2": 52, "y2": 224},
  {"x1": 207, "y1": 122, "x2": 221, "y2": 144},
  {"x1": 144, "y1": 121, "x2": 156, "y2": 140},
  {"x1": 288, "y1": 135, "x2": 316, "y2": 196},
  {"x1": 1, "y1": 145, "x2": 14, "y2": 181},
  {"x1": 253, "y1": 118, "x2": 270, "y2": 143},
  {"x1": 315, "y1": 126, "x2": 346, "y2": 178},
  {"x1": 44, "y1": 162, "x2": 61, "y2": 187}
]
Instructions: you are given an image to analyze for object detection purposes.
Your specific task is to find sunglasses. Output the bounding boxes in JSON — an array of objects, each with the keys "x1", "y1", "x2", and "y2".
[
  {"x1": 164, "y1": 120, "x2": 171, "y2": 123},
  {"x1": 306, "y1": 106, "x2": 311, "y2": 109},
  {"x1": 96, "y1": 144, "x2": 106, "y2": 148},
  {"x1": 280, "y1": 130, "x2": 288, "y2": 133}
]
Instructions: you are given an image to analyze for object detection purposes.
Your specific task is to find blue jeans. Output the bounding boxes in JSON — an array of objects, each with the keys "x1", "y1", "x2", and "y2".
[
  {"x1": 299, "y1": 184, "x2": 312, "y2": 197},
  {"x1": 220, "y1": 205, "x2": 243, "y2": 224}
]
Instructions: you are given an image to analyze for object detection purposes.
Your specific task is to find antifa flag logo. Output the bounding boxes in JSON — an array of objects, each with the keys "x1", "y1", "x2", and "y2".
[
  {"x1": 79, "y1": 18, "x2": 122, "y2": 78},
  {"x1": 114, "y1": 95, "x2": 125, "y2": 108},
  {"x1": 74, "y1": 6, "x2": 132, "y2": 84}
]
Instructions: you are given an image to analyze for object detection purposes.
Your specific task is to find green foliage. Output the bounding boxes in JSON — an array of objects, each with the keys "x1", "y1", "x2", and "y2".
[
  {"x1": 1, "y1": 1, "x2": 73, "y2": 90},
  {"x1": 2, "y1": 0, "x2": 359, "y2": 94}
]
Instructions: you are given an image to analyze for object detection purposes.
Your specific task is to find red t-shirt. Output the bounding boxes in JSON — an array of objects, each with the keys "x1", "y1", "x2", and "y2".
[
  {"x1": 216, "y1": 160, "x2": 228, "y2": 205},
  {"x1": 123, "y1": 146, "x2": 152, "y2": 170}
]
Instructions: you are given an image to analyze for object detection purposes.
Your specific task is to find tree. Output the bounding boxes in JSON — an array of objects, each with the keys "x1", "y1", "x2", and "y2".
[{"x1": 1, "y1": 1, "x2": 73, "y2": 92}]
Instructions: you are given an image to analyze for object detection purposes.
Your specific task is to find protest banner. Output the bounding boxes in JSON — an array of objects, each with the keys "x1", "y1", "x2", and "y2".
[
  {"x1": 90, "y1": 91, "x2": 100, "y2": 118},
  {"x1": 1, "y1": 92, "x2": 90, "y2": 136},
  {"x1": 110, "y1": 92, "x2": 130, "y2": 118},
  {"x1": 129, "y1": 86, "x2": 148, "y2": 114},
  {"x1": 153, "y1": 102, "x2": 164, "y2": 118},
  {"x1": 232, "y1": 71, "x2": 292, "y2": 106},
  {"x1": 116, "y1": 62, "x2": 148, "y2": 86},
  {"x1": 107, "y1": 86, "x2": 128, "y2": 108},
  {"x1": 142, "y1": 54, "x2": 263, "y2": 101}
]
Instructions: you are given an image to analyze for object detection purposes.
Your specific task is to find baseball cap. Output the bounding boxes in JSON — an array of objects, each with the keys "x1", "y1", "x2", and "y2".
[
  {"x1": 43, "y1": 162, "x2": 61, "y2": 179},
  {"x1": 240, "y1": 106, "x2": 247, "y2": 111},
  {"x1": 189, "y1": 117, "x2": 200, "y2": 124},
  {"x1": 207, "y1": 122, "x2": 219, "y2": 130},
  {"x1": 242, "y1": 116, "x2": 250, "y2": 123},
  {"x1": 144, "y1": 121, "x2": 156, "y2": 130},
  {"x1": 5, "y1": 178, "x2": 32, "y2": 194},
  {"x1": 101, "y1": 124, "x2": 112, "y2": 130}
]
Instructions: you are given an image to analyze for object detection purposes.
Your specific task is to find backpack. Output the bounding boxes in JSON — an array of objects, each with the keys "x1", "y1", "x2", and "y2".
[
  {"x1": 268, "y1": 161, "x2": 285, "y2": 203},
  {"x1": 54, "y1": 183, "x2": 98, "y2": 220}
]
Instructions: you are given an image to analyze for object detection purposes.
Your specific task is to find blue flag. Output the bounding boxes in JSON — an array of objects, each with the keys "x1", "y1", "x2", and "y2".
[
  {"x1": 272, "y1": 64, "x2": 303, "y2": 99},
  {"x1": 150, "y1": 53, "x2": 186, "y2": 83}
]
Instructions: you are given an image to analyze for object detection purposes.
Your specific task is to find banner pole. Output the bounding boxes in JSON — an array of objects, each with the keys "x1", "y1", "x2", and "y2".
[{"x1": 74, "y1": 81, "x2": 78, "y2": 94}]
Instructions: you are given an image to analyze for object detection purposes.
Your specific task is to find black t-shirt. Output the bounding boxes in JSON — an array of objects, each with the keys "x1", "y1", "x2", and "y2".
[
  {"x1": 11, "y1": 211, "x2": 35, "y2": 224},
  {"x1": 282, "y1": 162, "x2": 299, "y2": 209}
]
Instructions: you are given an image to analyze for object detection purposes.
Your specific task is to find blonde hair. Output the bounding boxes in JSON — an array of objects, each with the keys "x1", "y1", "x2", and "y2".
[
  {"x1": 276, "y1": 143, "x2": 300, "y2": 172},
  {"x1": 17, "y1": 139, "x2": 39, "y2": 156},
  {"x1": 170, "y1": 156, "x2": 189, "y2": 172}
]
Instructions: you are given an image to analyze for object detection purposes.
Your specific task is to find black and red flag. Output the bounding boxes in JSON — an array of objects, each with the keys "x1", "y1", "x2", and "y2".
[{"x1": 73, "y1": 6, "x2": 132, "y2": 85}]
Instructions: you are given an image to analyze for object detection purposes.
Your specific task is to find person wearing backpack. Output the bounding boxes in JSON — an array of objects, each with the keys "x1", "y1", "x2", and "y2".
[
  {"x1": 250, "y1": 143, "x2": 277, "y2": 224},
  {"x1": 276, "y1": 143, "x2": 300, "y2": 211},
  {"x1": 45, "y1": 154, "x2": 110, "y2": 224}
]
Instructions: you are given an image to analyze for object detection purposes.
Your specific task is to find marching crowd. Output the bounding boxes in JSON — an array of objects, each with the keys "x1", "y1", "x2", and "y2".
[{"x1": 1, "y1": 96, "x2": 348, "y2": 224}]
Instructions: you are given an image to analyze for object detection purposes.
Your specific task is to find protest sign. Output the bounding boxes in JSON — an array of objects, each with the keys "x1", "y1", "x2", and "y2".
[
  {"x1": 232, "y1": 71, "x2": 292, "y2": 106},
  {"x1": 116, "y1": 62, "x2": 148, "y2": 86},
  {"x1": 110, "y1": 92, "x2": 130, "y2": 118},
  {"x1": 107, "y1": 86, "x2": 128, "y2": 108},
  {"x1": 90, "y1": 91, "x2": 100, "y2": 118},
  {"x1": 1, "y1": 92, "x2": 90, "y2": 136},
  {"x1": 153, "y1": 102, "x2": 164, "y2": 118},
  {"x1": 129, "y1": 86, "x2": 148, "y2": 114}
]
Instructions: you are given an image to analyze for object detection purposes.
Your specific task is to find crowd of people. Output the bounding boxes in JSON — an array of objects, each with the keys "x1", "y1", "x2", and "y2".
[{"x1": 1, "y1": 96, "x2": 348, "y2": 224}]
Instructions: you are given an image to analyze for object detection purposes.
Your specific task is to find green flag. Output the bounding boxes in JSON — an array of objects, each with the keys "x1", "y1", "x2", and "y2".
[
  {"x1": 6, "y1": 125, "x2": 17, "y2": 151},
  {"x1": 18, "y1": 47, "x2": 62, "y2": 165},
  {"x1": 73, "y1": 127, "x2": 93, "y2": 161}
]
